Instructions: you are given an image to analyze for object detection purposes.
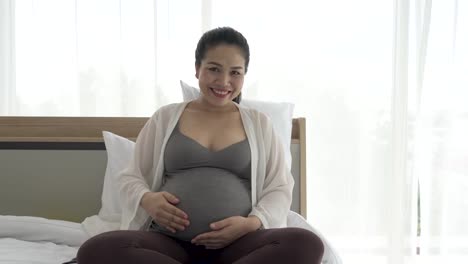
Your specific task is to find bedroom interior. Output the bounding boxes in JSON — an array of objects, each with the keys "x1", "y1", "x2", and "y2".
[{"x1": 1, "y1": 0, "x2": 467, "y2": 263}]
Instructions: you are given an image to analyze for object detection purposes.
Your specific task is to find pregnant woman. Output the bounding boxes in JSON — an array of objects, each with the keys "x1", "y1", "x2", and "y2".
[{"x1": 77, "y1": 27, "x2": 324, "y2": 264}]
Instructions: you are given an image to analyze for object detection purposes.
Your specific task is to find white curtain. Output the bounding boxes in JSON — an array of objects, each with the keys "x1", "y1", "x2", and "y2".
[
  {"x1": 1, "y1": 0, "x2": 467, "y2": 263},
  {"x1": 1, "y1": 0, "x2": 205, "y2": 116},
  {"x1": 410, "y1": 0, "x2": 468, "y2": 263},
  {"x1": 0, "y1": 0, "x2": 15, "y2": 114}
]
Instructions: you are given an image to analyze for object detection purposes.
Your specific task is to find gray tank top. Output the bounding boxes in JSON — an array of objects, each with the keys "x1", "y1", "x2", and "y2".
[{"x1": 149, "y1": 122, "x2": 252, "y2": 241}]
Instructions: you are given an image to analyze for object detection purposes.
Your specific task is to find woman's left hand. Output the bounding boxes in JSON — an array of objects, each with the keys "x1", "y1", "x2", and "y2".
[{"x1": 191, "y1": 216, "x2": 261, "y2": 249}]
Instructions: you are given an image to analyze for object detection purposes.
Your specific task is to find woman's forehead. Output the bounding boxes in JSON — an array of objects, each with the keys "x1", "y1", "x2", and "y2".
[{"x1": 203, "y1": 44, "x2": 245, "y2": 67}]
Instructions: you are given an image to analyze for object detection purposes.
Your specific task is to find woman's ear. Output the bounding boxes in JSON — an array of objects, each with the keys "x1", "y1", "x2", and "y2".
[{"x1": 195, "y1": 63, "x2": 200, "y2": 79}]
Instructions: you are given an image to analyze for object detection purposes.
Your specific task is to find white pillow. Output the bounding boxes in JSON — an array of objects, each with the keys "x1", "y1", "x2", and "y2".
[
  {"x1": 0, "y1": 215, "x2": 87, "y2": 247},
  {"x1": 82, "y1": 131, "x2": 135, "y2": 237},
  {"x1": 98, "y1": 131, "x2": 135, "y2": 222},
  {"x1": 180, "y1": 80, "x2": 295, "y2": 169}
]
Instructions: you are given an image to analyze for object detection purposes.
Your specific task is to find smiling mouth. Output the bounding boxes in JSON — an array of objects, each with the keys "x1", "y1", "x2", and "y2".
[{"x1": 210, "y1": 88, "x2": 232, "y2": 98}]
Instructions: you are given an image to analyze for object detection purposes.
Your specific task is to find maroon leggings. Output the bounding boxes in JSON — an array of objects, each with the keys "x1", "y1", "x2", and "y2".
[{"x1": 77, "y1": 227, "x2": 324, "y2": 264}]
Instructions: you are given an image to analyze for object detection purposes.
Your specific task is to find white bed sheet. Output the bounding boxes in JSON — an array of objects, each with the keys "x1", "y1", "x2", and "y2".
[{"x1": 0, "y1": 238, "x2": 77, "y2": 264}]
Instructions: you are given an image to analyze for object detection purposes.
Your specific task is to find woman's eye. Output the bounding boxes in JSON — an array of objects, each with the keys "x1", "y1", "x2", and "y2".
[
  {"x1": 231, "y1": 71, "x2": 241, "y2": 75},
  {"x1": 208, "y1": 67, "x2": 220, "y2": 72}
]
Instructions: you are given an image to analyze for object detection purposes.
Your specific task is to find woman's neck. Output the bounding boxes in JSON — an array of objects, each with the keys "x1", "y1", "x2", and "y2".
[{"x1": 188, "y1": 98, "x2": 238, "y2": 113}]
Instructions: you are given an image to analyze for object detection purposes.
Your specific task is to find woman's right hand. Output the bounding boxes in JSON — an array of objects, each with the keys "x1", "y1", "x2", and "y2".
[{"x1": 140, "y1": 191, "x2": 190, "y2": 233}]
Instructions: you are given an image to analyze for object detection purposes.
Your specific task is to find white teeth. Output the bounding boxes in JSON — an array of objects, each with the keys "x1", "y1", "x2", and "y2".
[{"x1": 212, "y1": 89, "x2": 229, "y2": 95}]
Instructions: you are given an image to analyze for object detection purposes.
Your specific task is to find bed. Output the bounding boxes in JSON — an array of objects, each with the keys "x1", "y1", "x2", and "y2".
[{"x1": 0, "y1": 116, "x2": 340, "y2": 264}]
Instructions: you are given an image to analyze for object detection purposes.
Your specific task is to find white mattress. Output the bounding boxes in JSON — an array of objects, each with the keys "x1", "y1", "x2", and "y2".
[
  {"x1": 0, "y1": 215, "x2": 85, "y2": 264},
  {"x1": 0, "y1": 238, "x2": 77, "y2": 264},
  {"x1": 0, "y1": 212, "x2": 341, "y2": 264}
]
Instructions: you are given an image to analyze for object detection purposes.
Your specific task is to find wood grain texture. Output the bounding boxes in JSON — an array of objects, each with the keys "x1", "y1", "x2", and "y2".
[{"x1": 1, "y1": 116, "x2": 302, "y2": 141}]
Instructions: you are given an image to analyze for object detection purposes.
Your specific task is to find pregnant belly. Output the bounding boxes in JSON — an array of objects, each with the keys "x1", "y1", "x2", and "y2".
[{"x1": 154, "y1": 167, "x2": 252, "y2": 241}]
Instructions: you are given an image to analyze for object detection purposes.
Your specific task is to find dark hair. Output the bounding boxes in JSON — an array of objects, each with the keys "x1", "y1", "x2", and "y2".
[{"x1": 195, "y1": 27, "x2": 249, "y2": 104}]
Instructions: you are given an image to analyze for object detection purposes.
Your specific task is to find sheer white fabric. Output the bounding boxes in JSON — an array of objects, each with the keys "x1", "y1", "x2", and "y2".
[
  {"x1": 0, "y1": 0, "x2": 15, "y2": 114},
  {"x1": 410, "y1": 0, "x2": 468, "y2": 263},
  {"x1": 0, "y1": 0, "x2": 467, "y2": 263},
  {"x1": 2, "y1": 0, "x2": 201, "y2": 116}
]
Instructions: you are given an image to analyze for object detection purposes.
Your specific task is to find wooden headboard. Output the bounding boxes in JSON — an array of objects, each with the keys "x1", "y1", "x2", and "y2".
[{"x1": 0, "y1": 117, "x2": 307, "y2": 222}]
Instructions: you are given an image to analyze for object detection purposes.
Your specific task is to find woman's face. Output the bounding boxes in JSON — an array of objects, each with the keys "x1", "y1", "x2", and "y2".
[{"x1": 196, "y1": 44, "x2": 246, "y2": 108}]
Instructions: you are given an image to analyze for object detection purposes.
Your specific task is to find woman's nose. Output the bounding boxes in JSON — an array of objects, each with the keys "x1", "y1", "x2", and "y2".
[{"x1": 217, "y1": 73, "x2": 230, "y2": 87}]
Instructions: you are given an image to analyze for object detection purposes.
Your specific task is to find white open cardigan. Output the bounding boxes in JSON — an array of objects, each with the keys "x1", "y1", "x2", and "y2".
[{"x1": 117, "y1": 101, "x2": 294, "y2": 231}]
